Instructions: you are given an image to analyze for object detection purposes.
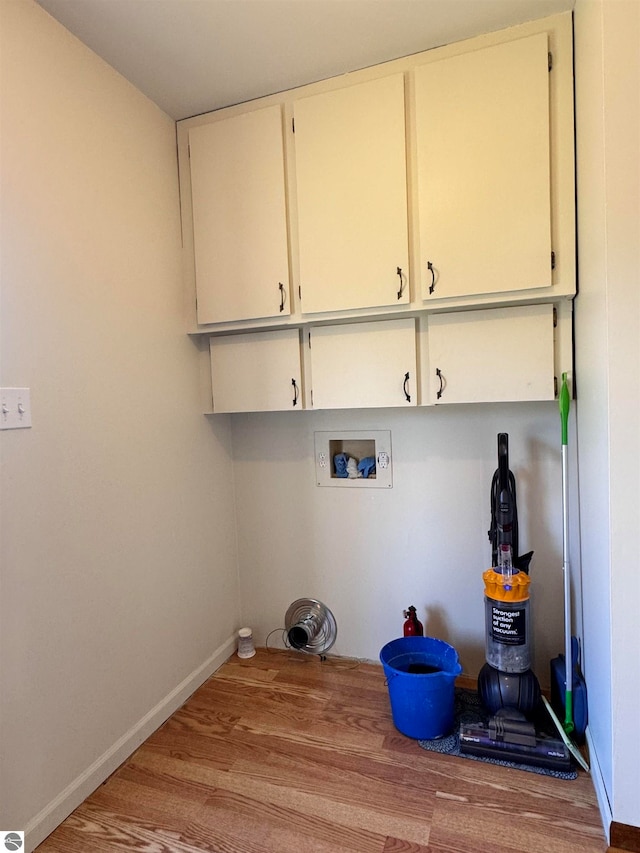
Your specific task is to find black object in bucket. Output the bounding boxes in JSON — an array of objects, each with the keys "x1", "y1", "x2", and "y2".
[
  {"x1": 380, "y1": 636, "x2": 462, "y2": 740},
  {"x1": 404, "y1": 662, "x2": 442, "y2": 674}
]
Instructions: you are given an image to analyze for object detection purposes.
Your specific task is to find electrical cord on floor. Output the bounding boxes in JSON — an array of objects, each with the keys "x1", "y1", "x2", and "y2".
[
  {"x1": 319, "y1": 655, "x2": 363, "y2": 671},
  {"x1": 265, "y1": 627, "x2": 289, "y2": 653},
  {"x1": 264, "y1": 626, "x2": 363, "y2": 669}
]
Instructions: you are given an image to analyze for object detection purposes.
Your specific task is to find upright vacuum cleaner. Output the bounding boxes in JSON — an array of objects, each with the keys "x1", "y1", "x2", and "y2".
[
  {"x1": 479, "y1": 433, "x2": 538, "y2": 713},
  {"x1": 459, "y1": 434, "x2": 571, "y2": 771}
]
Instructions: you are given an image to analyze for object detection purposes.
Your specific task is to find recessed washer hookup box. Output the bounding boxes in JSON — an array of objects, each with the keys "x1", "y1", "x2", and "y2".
[{"x1": 314, "y1": 430, "x2": 392, "y2": 488}]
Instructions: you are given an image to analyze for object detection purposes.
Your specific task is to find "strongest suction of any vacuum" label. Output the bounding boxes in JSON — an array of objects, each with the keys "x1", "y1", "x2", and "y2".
[{"x1": 491, "y1": 605, "x2": 526, "y2": 645}]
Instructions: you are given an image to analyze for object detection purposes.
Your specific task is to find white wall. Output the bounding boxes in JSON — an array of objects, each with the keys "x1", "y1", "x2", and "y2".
[
  {"x1": 233, "y1": 404, "x2": 566, "y2": 679},
  {"x1": 574, "y1": 0, "x2": 640, "y2": 833},
  {"x1": 0, "y1": 2, "x2": 240, "y2": 846}
]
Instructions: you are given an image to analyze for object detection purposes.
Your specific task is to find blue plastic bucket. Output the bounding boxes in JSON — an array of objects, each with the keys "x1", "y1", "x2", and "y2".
[{"x1": 380, "y1": 636, "x2": 462, "y2": 739}]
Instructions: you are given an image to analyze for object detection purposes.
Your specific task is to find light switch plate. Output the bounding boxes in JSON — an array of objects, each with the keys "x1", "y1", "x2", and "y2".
[{"x1": 1, "y1": 388, "x2": 32, "y2": 429}]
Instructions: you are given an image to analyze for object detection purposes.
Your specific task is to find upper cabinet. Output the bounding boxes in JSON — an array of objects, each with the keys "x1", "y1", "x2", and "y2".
[
  {"x1": 179, "y1": 14, "x2": 576, "y2": 412},
  {"x1": 293, "y1": 75, "x2": 410, "y2": 315},
  {"x1": 188, "y1": 105, "x2": 290, "y2": 324},
  {"x1": 414, "y1": 33, "x2": 552, "y2": 302}
]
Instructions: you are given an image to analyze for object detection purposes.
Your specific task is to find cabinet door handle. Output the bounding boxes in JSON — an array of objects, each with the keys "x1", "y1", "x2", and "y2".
[
  {"x1": 396, "y1": 267, "x2": 406, "y2": 300},
  {"x1": 279, "y1": 282, "x2": 286, "y2": 312},
  {"x1": 427, "y1": 261, "x2": 436, "y2": 294},
  {"x1": 435, "y1": 368, "x2": 445, "y2": 399},
  {"x1": 291, "y1": 378, "x2": 299, "y2": 407},
  {"x1": 403, "y1": 372, "x2": 411, "y2": 403}
]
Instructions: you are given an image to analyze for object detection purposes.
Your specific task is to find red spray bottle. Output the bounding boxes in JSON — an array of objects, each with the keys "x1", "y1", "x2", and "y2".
[{"x1": 403, "y1": 606, "x2": 424, "y2": 637}]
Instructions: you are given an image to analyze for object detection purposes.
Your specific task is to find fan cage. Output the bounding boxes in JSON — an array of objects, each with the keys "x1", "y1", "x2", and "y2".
[{"x1": 284, "y1": 598, "x2": 337, "y2": 655}]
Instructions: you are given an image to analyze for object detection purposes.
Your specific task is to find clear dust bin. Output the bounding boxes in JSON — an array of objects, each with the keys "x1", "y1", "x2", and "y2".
[{"x1": 483, "y1": 567, "x2": 532, "y2": 673}]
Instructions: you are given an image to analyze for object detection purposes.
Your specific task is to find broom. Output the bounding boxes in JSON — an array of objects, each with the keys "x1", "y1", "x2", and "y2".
[
  {"x1": 560, "y1": 372, "x2": 573, "y2": 737},
  {"x1": 543, "y1": 373, "x2": 589, "y2": 772}
]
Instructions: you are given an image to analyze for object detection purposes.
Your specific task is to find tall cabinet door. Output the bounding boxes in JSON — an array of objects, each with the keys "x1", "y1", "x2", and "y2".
[
  {"x1": 294, "y1": 75, "x2": 410, "y2": 314},
  {"x1": 310, "y1": 319, "x2": 416, "y2": 409},
  {"x1": 189, "y1": 106, "x2": 290, "y2": 324},
  {"x1": 425, "y1": 304, "x2": 555, "y2": 404},
  {"x1": 415, "y1": 33, "x2": 552, "y2": 301},
  {"x1": 209, "y1": 329, "x2": 302, "y2": 413}
]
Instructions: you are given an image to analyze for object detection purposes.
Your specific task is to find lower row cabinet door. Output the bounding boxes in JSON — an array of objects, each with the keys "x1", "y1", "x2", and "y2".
[
  {"x1": 209, "y1": 329, "x2": 302, "y2": 413},
  {"x1": 309, "y1": 318, "x2": 417, "y2": 409},
  {"x1": 425, "y1": 303, "x2": 556, "y2": 404}
]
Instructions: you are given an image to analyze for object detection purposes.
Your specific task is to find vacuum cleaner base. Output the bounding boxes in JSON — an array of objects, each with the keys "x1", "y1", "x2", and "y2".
[{"x1": 460, "y1": 708, "x2": 571, "y2": 772}]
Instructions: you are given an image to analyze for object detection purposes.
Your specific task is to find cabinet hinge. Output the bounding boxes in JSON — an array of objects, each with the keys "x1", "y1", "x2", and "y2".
[
  {"x1": 553, "y1": 306, "x2": 558, "y2": 328},
  {"x1": 551, "y1": 250, "x2": 556, "y2": 270},
  {"x1": 292, "y1": 117, "x2": 295, "y2": 133},
  {"x1": 308, "y1": 330, "x2": 311, "y2": 348},
  {"x1": 187, "y1": 143, "x2": 190, "y2": 158},
  {"x1": 299, "y1": 285, "x2": 302, "y2": 300},
  {"x1": 554, "y1": 376, "x2": 558, "y2": 398},
  {"x1": 548, "y1": 52, "x2": 553, "y2": 72},
  {"x1": 311, "y1": 389, "x2": 314, "y2": 407}
]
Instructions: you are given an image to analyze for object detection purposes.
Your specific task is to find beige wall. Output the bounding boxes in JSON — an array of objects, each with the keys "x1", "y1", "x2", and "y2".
[
  {"x1": 574, "y1": 0, "x2": 640, "y2": 833},
  {"x1": 232, "y1": 404, "x2": 567, "y2": 679},
  {"x1": 0, "y1": 2, "x2": 240, "y2": 845},
  {"x1": 5, "y1": 0, "x2": 638, "y2": 845}
]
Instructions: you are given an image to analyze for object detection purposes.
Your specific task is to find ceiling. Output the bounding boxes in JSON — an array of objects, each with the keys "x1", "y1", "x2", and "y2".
[{"x1": 36, "y1": 0, "x2": 573, "y2": 121}]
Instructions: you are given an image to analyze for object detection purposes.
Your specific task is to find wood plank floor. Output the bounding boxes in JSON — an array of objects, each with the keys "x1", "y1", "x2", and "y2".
[{"x1": 37, "y1": 648, "x2": 613, "y2": 853}]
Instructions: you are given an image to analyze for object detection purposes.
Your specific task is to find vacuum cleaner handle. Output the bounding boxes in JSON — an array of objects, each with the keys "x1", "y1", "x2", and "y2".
[{"x1": 498, "y1": 433, "x2": 509, "y2": 488}]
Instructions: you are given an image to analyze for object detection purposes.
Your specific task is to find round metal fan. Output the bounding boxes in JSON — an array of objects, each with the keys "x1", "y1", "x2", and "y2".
[{"x1": 284, "y1": 598, "x2": 337, "y2": 657}]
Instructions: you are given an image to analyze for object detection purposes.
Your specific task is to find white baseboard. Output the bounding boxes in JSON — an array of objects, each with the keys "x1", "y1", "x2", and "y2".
[
  {"x1": 25, "y1": 635, "x2": 237, "y2": 853},
  {"x1": 586, "y1": 728, "x2": 612, "y2": 844}
]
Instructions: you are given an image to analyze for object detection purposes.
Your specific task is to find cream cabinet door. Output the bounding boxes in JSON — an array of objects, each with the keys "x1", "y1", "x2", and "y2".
[
  {"x1": 310, "y1": 318, "x2": 416, "y2": 409},
  {"x1": 189, "y1": 106, "x2": 290, "y2": 324},
  {"x1": 425, "y1": 304, "x2": 555, "y2": 404},
  {"x1": 209, "y1": 329, "x2": 301, "y2": 413},
  {"x1": 415, "y1": 33, "x2": 552, "y2": 301},
  {"x1": 294, "y1": 75, "x2": 410, "y2": 314}
]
